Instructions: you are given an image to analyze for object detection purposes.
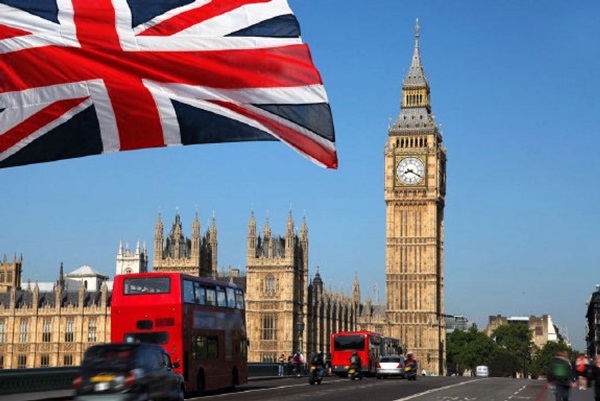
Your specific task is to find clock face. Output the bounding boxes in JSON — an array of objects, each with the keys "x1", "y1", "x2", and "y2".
[{"x1": 396, "y1": 157, "x2": 425, "y2": 185}]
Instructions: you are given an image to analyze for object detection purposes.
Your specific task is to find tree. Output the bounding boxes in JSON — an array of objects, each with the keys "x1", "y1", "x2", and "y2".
[
  {"x1": 446, "y1": 327, "x2": 497, "y2": 375},
  {"x1": 530, "y1": 341, "x2": 573, "y2": 378},
  {"x1": 492, "y1": 323, "x2": 534, "y2": 377}
]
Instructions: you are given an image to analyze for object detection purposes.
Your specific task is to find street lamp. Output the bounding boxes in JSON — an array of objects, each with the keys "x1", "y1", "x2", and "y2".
[{"x1": 296, "y1": 313, "x2": 305, "y2": 354}]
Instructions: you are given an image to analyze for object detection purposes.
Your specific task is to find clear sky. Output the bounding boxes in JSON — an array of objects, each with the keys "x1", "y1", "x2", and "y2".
[{"x1": 2, "y1": 0, "x2": 599, "y2": 352}]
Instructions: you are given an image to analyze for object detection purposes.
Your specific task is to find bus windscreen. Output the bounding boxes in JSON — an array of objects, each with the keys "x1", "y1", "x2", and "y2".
[{"x1": 334, "y1": 335, "x2": 365, "y2": 351}]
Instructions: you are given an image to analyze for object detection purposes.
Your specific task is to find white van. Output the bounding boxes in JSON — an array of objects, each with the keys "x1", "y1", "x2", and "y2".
[{"x1": 475, "y1": 365, "x2": 489, "y2": 377}]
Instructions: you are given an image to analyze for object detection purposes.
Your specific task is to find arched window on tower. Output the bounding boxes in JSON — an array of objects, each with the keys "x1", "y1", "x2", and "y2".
[{"x1": 265, "y1": 274, "x2": 276, "y2": 296}]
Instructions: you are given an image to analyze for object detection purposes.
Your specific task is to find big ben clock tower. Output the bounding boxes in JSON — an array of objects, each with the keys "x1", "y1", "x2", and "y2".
[{"x1": 384, "y1": 19, "x2": 447, "y2": 375}]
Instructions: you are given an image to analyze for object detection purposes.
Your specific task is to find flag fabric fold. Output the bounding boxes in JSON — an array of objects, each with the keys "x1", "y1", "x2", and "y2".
[{"x1": 0, "y1": 0, "x2": 337, "y2": 169}]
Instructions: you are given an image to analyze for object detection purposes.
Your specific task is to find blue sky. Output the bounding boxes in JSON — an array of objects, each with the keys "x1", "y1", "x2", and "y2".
[{"x1": 2, "y1": 0, "x2": 600, "y2": 351}]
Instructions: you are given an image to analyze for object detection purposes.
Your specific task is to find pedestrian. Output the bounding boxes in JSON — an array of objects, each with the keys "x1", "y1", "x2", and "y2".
[
  {"x1": 548, "y1": 350, "x2": 576, "y2": 401},
  {"x1": 576, "y1": 353, "x2": 590, "y2": 390},
  {"x1": 287, "y1": 353, "x2": 293, "y2": 375},
  {"x1": 278, "y1": 353, "x2": 285, "y2": 376},
  {"x1": 588, "y1": 355, "x2": 600, "y2": 401}
]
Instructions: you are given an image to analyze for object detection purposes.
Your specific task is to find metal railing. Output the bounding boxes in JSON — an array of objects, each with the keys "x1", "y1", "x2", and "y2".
[{"x1": 0, "y1": 363, "x2": 279, "y2": 395}]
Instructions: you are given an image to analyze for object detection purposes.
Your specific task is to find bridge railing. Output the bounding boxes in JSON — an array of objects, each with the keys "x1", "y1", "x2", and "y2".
[{"x1": 0, "y1": 363, "x2": 279, "y2": 395}]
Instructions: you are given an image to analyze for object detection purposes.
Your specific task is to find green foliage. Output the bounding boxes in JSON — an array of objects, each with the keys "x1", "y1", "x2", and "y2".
[
  {"x1": 530, "y1": 341, "x2": 573, "y2": 378},
  {"x1": 491, "y1": 323, "x2": 534, "y2": 375},
  {"x1": 446, "y1": 327, "x2": 497, "y2": 375},
  {"x1": 489, "y1": 350, "x2": 519, "y2": 377}
]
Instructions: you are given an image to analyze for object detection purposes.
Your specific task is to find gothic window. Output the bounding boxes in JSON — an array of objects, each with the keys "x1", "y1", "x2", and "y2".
[
  {"x1": 40, "y1": 354, "x2": 50, "y2": 367},
  {"x1": 264, "y1": 275, "x2": 276, "y2": 296},
  {"x1": 42, "y1": 319, "x2": 52, "y2": 342},
  {"x1": 17, "y1": 354, "x2": 27, "y2": 368},
  {"x1": 7, "y1": 272, "x2": 11, "y2": 282},
  {"x1": 65, "y1": 318, "x2": 75, "y2": 342},
  {"x1": 19, "y1": 318, "x2": 28, "y2": 343},
  {"x1": 261, "y1": 314, "x2": 277, "y2": 340},
  {"x1": 0, "y1": 272, "x2": 4, "y2": 282},
  {"x1": 63, "y1": 354, "x2": 73, "y2": 366},
  {"x1": 0, "y1": 355, "x2": 3, "y2": 369},
  {"x1": 0, "y1": 319, "x2": 5, "y2": 343},
  {"x1": 88, "y1": 318, "x2": 97, "y2": 342}
]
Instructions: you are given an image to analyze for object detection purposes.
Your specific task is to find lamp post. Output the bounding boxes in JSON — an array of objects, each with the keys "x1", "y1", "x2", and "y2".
[{"x1": 296, "y1": 313, "x2": 305, "y2": 355}]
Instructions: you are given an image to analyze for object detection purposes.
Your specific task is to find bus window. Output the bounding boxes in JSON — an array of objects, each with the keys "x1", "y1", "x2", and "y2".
[
  {"x1": 206, "y1": 287, "x2": 216, "y2": 306},
  {"x1": 235, "y1": 289, "x2": 245, "y2": 309},
  {"x1": 194, "y1": 282, "x2": 206, "y2": 305},
  {"x1": 192, "y1": 336, "x2": 207, "y2": 359},
  {"x1": 183, "y1": 280, "x2": 195, "y2": 304},
  {"x1": 216, "y1": 287, "x2": 227, "y2": 307},
  {"x1": 226, "y1": 287, "x2": 236, "y2": 308},
  {"x1": 124, "y1": 277, "x2": 170, "y2": 294}
]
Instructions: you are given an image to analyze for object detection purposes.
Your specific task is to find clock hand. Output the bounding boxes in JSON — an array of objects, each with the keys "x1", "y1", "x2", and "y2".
[{"x1": 405, "y1": 168, "x2": 422, "y2": 178}]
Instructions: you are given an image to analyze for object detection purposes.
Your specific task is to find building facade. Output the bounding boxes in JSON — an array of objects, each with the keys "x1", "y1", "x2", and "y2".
[
  {"x1": 383, "y1": 20, "x2": 447, "y2": 374},
  {"x1": 245, "y1": 211, "x2": 359, "y2": 362},
  {"x1": 485, "y1": 314, "x2": 570, "y2": 350},
  {"x1": 116, "y1": 240, "x2": 148, "y2": 275},
  {"x1": 153, "y1": 211, "x2": 217, "y2": 277},
  {"x1": 0, "y1": 253, "x2": 22, "y2": 293},
  {"x1": 0, "y1": 263, "x2": 110, "y2": 369},
  {"x1": 585, "y1": 285, "x2": 600, "y2": 358}
]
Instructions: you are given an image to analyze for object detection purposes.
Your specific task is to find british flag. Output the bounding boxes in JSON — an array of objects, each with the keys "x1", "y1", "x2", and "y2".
[{"x1": 0, "y1": 0, "x2": 337, "y2": 169}]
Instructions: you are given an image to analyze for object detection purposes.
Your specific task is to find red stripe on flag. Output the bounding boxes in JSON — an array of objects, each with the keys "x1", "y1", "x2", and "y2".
[
  {"x1": 212, "y1": 100, "x2": 338, "y2": 169},
  {"x1": 0, "y1": 24, "x2": 31, "y2": 40},
  {"x1": 0, "y1": 97, "x2": 88, "y2": 153},
  {"x1": 138, "y1": 0, "x2": 270, "y2": 36}
]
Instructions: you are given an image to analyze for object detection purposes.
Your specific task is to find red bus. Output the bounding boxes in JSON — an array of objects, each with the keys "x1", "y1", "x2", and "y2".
[
  {"x1": 111, "y1": 272, "x2": 248, "y2": 394},
  {"x1": 330, "y1": 330, "x2": 396, "y2": 376}
]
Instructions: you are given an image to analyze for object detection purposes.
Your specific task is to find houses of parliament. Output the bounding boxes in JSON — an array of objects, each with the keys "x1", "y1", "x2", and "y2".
[{"x1": 0, "y1": 21, "x2": 447, "y2": 374}]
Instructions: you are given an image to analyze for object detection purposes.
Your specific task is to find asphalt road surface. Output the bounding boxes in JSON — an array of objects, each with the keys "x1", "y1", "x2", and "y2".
[
  {"x1": 12, "y1": 375, "x2": 598, "y2": 401},
  {"x1": 185, "y1": 376, "x2": 570, "y2": 401}
]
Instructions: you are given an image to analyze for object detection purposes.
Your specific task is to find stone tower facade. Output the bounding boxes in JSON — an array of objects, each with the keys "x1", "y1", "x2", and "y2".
[
  {"x1": 153, "y1": 211, "x2": 217, "y2": 277},
  {"x1": 245, "y1": 211, "x2": 308, "y2": 362},
  {"x1": 116, "y1": 240, "x2": 148, "y2": 275},
  {"x1": 306, "y1": 270, "x2": 361, "y2": 355},
  {"x1": 384, "y1": 20, "x2": 447, "y2": 374},
  {"x1": 0, "y1": 253, "x2": 22, "y2": 292}
]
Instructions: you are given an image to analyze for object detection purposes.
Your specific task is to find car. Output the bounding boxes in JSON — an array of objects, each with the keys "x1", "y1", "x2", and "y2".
[
  {"x1": 72, "y1": 343, "x2": 185, "y2": 401},
  {"x1": 475, "y1": 365, "x2": 490, "y2": 377},
  {"x1": 376, "y1": 355, "x2": 406, "y2": 379}
]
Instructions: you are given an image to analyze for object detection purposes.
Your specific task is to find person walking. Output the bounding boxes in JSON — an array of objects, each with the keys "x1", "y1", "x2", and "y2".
[
  {"x1": 278, "y1": 353, "x2": 286, "y2": 376},
  {"x1": 576, "y1": 353, "x2": 590, "y2": 390},
  {"x1": 548, "y1": 350, "x2": 576, "y2": 401},
  {"x1": 588, "y1": 355, "x2": 600, "y2": 401}
]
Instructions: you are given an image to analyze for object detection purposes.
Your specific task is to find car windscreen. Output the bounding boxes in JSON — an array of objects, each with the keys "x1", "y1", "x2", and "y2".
[
  {"x1": 333, "y1": 335, "x2": 365, "y2": 351},
  {"x1": 380, "y1": 356, "x2": 402, "y2": 363},
  {"x1": 83, "y1": 346, "x2": 135, "y2": 370}
]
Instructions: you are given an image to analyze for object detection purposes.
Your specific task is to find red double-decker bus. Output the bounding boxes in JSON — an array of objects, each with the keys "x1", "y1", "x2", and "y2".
[
  {"x1": 111, "y1": 272, "x2": 248, "y2": 394},
  {"x1": 330, "y1": 330, "x2": 390, "y2": 376}
]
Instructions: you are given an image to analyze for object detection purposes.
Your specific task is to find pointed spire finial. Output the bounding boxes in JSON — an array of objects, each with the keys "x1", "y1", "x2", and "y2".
[{"x1": 415, "y1": 18, "x2": 420, "y2": 38}]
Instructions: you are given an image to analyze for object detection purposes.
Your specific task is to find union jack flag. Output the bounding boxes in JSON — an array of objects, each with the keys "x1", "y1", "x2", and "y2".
[{"x1": 0, "y1": 0, "x2": 337, "y2": 169}]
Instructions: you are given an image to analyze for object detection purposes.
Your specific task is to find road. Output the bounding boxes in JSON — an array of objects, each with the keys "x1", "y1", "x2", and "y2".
[
  {"x1": 187, "y1": 376, "x2": 588, "y2": 401},
  {"x1": 10, "y1": 376, "x2": 597, "y2": 401}
]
